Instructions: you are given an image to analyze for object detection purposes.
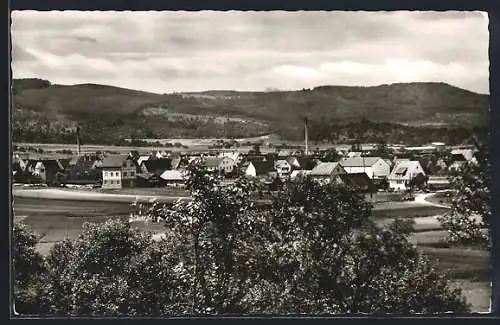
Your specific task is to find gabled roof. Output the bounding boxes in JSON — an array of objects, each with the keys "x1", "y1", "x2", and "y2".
[
  {"x1": 296, "y1": 157, "x2": 317, "y2": 170},
  {"x1": 337, "y1": 173, "x2": 376, "y2": 192},
  {"x1": 143, "y1": 158, "x2": 173, "y2": 172},
  {"x1": 160, "y1": 170, "x2": 185, "y2": 181},
  {"x1": 101, "y1": 154, "x2": 130, "y2": 168},
  {"x1": 388, "y1": 160, "x2": 424, "y2": 180},
  {"x1": 451, "y1": 154, "x2": 467, "y2": 162},
  {"x1": 340, "y1": 156, "x2": 383, "y2": 168},
  {"x1": 253, "y1": 160, "x2": 275, "y2": 175},
  {"x1": 37, "y1": 159, "x2": 65, "y2": 171},
  {"x1": 310, "y1": 162, "x2": 344, "y2": 176}
]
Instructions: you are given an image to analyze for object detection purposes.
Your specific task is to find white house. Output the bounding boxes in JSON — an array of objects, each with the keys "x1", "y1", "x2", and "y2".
[
  {"x1": 388, "y1": 160, "x2": 426, "y2": 191},
  {"x1": 219, "y1": 151, "x2": 243, "y2": 166},
  {"x1": 203, "y1": 157, "x2": 235, "y2": 174},
  {"x1": 101, "y1": 155, "x2": 137, "y2": 189},
  {"x1": 339, "y1": 157, "x2": 391, "y2": 179},
  {"x1": 274, "y1": 159, "x2": 292, "y2": 179},
  {"x1": 241, "y1": 162, "x2": 257, "y2": 177},
  {"x1": 310, "y1": 162, "x2": 346, "y2": 184}
]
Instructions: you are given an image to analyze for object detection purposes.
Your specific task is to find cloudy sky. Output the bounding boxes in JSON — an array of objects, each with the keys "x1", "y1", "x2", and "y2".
[{"x1": 11, "y1": 11, "x2": 489, "y2": 94}]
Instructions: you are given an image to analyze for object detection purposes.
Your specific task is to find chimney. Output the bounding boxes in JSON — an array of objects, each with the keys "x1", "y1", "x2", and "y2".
[
  {"x1": 304, "y1": 117, "x2": 309, "y2": 156},
  {"x1": 76, "y1": 126, "x2": 81, "y2": 157}
]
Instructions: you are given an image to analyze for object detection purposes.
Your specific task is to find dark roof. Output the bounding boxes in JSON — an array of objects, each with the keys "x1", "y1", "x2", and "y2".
[
  {"x1": 337, "y1": 173, "x2": 376, "y2": 192},
  {"x1": 143, "y1": 158, "x2": 173, "y2": 173},
  {"x1": 58, "y1": 158, "x2": 71, "y2": 170},
  {"x1": 40, "y1": 159, "x2": 64, "y2": 172},
  {"x1": 246, "y1": 155, "x2": 266, "y2": 164},
  {"x1": 253, "y1": 161, "x2": 275, "y2": 175},
  {"x1": 101, "y1": 154, "x2": 130, "y2": 168},
  {"x1": 296, "y1": 157, "x2": 317, "y2": 170},
  {"x1": 451, "y1": 154, "x2": 467, "y2": 162}
]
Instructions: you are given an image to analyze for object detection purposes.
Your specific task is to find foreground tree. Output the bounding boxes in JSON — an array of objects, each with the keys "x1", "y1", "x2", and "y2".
[
  {"x1": 14, "y1": 166, "x2": 470, "y2": 315},
  {"x1": 438, "y1": 145, "x2": 490, "y2": 248},
  {"x1": 13, "y1": 223, "x2": 46, "y2": 314}
]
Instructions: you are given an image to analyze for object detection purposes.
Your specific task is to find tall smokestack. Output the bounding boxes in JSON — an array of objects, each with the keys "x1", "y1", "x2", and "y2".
[
  {"x1": 76, "y1": 126, "x2": 81, "y2": 156},
  {"x1": 304, "y1": 117, "x2": 309, "y2": 156}
]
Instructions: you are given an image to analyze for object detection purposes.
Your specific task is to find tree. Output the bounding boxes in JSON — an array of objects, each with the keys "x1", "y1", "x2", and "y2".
[
  {"x1": 438, "y1": 146, "x2": 490, "y2": 248},
  {"x1": 35, "y1": 220, "x2": 189, "y2": 316},
  {"x1": 13, "y1": 223, "x2": 47, "y2": 315},
  {"x1": 16, "y1": 169, "x2": 471, "y2": 315}
]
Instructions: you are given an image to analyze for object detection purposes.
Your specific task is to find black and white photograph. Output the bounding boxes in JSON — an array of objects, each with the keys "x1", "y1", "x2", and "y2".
[{"x1": 11, "y1": 10, "x2": 491, "y2": 316}]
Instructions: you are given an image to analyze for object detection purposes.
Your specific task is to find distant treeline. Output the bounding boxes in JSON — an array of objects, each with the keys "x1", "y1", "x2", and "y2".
[{"x1": 12, "y1": 113, "x2": 486, "y2": 147}]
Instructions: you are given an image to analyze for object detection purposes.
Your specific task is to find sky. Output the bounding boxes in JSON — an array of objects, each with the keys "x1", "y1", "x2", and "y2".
[{"x1": 11, "y1": 11, "x2": 490, "y2": 94}]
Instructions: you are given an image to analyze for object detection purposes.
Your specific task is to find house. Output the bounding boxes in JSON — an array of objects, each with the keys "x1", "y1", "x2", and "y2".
[
  {"x1": 219, "y1": 151, "x2": 243, "y2": 166},
  {"x1": 287, "y1": 156, "x2": 317, "y2": 171},
  {"x1": 137, "y1": 155, "x2": 151, "y2": 167},
  {"x1": 141, "y1": 158, "x2": 173, "y2": 176},
  {"x1": 339, "y1": 157, "x2": 391, "y2": 179},
  {"x1": 335, "y1": 173, "x2": 377, "y2": 194},
  {"x1": 101, "y1": 154, "x2": 137, "y2": 189},
  {"x1": 245, "y1": 155, "x2": 267, "y2": 166},
  {"x1": 388, "y1": 160, "x2": 426, "y2": 191},
  {"x1": 274, "y1": 159, "x2": 292, "y2": 179},
  {"x1": 290, "y1": 170, "x2": 312, "y2": 181},
  {"x1": 451, "y1": 149, "x2": 475, "y2": 162},
  {"x1": 202, "y1": 157, "x2": 235, "y2": 174},
  {"x1": 32, "y1": 159, "x2": 65, "y2": 184},
  {"x1": 346, "y1": 151, "x2": 362, "y2": 158},
  {"x1": 310, "y1": 162, "x2": 347, "y2": 184},
  {"x1": 219, "y1": 157, "x2": 236, "y2": 174},
  {"x1": 67, "y1": 157, "x2": 100, "y2": 182},
  {"x1": 427, "y1": 176, "x2": 450, "y2": 190},
  {"x1": 160, "y1": 170, "x2": 186, "y2": 187},
  {"x1": 241, "y1": 162, "x2": 257, "y2": 177},
  {"x1": 449, "y1": 154, "x2": 468, "y2": 171},
  {"x1": 243, "y1": 160, "x2": 275, "y2": 178}
]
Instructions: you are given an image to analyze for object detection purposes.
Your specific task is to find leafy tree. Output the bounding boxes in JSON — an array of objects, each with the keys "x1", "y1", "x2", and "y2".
[
  {"x1": 35, "y1": 220, "x2": 189, "y2": 316},
  {"x1": 438, "y1": 146, "x2": 490, "y2": 248},
  {"x1": 16, "y1": 169, "x2": 471, "y2": 315},
  {"x1": 13, "y1": 223, "x2": 47, "y2": 315}
]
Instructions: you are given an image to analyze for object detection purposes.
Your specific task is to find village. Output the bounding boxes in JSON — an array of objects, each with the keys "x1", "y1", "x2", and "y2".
[{"x1": 11, "y1": 122, "x2": 479, "y2": 199}]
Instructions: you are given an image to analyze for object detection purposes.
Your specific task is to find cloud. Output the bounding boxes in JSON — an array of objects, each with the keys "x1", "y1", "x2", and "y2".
[{"x1": 11, "y1": 11, "x2": 489, "y2": 94}]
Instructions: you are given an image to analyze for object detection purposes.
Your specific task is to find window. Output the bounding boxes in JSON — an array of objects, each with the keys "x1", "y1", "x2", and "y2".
[
  {"x1": 110, "y1": 180, "x2": 114, "y2": 184},
  {"x1": 130, "y1": 171, "x2": 135, "y2": 177},
  {"x1": 117, "y1": 180, "x2": 121, "y2": 185},
  {"x1": 104, "y1": 180, "x2": 108, "y2": 184},
  {"x1": 123, "y1": 171, "x2": 128, "y2": 177}
]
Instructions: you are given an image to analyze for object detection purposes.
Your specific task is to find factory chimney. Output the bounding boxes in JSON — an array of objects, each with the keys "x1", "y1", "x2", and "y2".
[
  {"x1": 304, "y1": 117, "x2": 309, "y2": 156},
  {"x1": 76, "y1": 126, "x2": 81, "y2": 156}
]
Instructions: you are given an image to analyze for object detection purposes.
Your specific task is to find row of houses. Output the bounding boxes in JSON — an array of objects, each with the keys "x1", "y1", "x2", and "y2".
[{"x1": 12, "y1": 145, "x2": 479, "y2": 192}]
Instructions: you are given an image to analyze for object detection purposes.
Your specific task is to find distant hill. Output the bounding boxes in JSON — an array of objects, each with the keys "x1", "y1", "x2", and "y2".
[{"x1": 11, "y1": 79, "x2": 489, "y2": 144}]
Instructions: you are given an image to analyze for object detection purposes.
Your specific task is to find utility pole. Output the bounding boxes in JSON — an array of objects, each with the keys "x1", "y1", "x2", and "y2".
[
  {"x1": 76, "y1": 126, "x2": 81, "y2": 157},
  {"x1": 304, "y1": 117, "x2": 309, "y2": 156}
]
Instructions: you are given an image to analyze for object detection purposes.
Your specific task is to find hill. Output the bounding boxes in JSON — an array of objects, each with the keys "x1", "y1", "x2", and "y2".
[{"x1": 11, "y1": 79, "x2": 489, "y2": 144}]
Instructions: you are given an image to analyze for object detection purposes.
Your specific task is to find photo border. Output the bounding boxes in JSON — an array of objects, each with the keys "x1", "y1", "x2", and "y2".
[{"x1": 4, "y1": 0, "x2": 499, "y2": 322}]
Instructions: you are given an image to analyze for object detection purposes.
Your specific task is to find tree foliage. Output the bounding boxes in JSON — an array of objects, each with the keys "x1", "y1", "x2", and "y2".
[
  {"x1": 14, "y1": 167, "x2": 471, "y2": 315},
  {"x1": 438, "y1": 146, "x2": 491, "y2": 248}
]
